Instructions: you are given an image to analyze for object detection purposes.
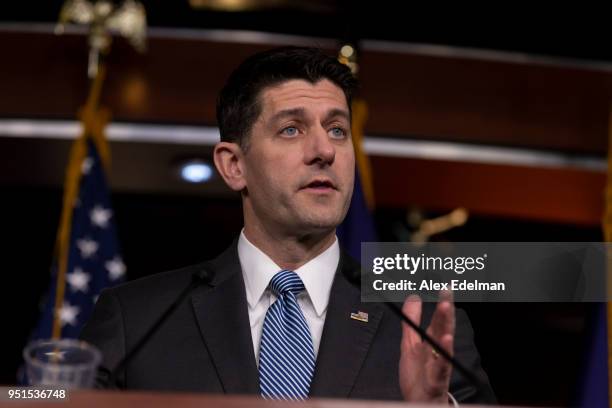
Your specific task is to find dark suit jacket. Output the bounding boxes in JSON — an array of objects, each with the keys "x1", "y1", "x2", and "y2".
[{"x1": 81, "y1": 241, "x2": 496, "y2": 403}]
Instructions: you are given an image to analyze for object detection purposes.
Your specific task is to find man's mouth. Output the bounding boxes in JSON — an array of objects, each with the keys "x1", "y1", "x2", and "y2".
[{"x1": 302, "y1": 179, "x2": 337, "y2": 191}]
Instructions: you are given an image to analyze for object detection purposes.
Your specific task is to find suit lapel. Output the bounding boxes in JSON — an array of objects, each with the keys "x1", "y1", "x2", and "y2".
[
  {"x1": 310, "y1": 252, "x2": 384, "y2": 398},
  {"x1": 190, "y1": 242, "x2": 259, "y2": 395}
]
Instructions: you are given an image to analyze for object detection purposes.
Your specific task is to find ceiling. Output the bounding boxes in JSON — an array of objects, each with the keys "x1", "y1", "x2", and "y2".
[{"x1": 3, "y1": 1, "x2": 612, "y2": 62}]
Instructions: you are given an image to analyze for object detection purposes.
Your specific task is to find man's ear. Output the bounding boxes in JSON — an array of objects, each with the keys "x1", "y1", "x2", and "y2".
[{"x1": 213, "y1": 141, "x2": 247, "y2": 192}]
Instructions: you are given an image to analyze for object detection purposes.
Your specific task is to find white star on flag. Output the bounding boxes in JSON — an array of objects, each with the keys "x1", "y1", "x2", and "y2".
[
  {"x1": 90, "y1": 205, "x2": 112, "y2": 228},
  {"x1": 66, "y1": 267, "x2": 91, "y2": 293},
  {"x1": 76, "y1": 238, "x2": 99, "y2": 258},
  {"x1": 81, "y1": 157, "x2": 94, "y2": 175},
  {"x1": 106, "y1": 257, "x2": 126, "y2": 280},
  {"x1": 58, "y1": 302, "x2": 80, "y2": 327}
]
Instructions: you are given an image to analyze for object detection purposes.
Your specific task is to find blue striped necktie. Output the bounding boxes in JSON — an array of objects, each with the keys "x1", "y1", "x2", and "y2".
[{"x1": 258, "y1": 270, "x2": 315, "y2": 400}]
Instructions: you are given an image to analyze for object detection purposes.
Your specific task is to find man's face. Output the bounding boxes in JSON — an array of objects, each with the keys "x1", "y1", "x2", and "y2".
[{"x1": 241, "y1": 79, "x2": 355, "y2": 237}]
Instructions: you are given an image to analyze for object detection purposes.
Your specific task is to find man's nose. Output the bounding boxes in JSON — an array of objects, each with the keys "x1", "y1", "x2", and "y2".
[{"x1": 305, "y1": 126, "x2": 335, "y2": 166}]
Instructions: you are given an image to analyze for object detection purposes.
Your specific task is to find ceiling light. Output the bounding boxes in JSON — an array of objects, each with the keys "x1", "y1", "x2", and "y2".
[{"x1": 179, "y1": 160, "x2": 213, "y2": 183}]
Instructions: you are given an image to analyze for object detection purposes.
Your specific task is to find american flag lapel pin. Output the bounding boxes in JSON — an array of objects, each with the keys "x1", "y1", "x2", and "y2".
[{"x1": 350, "y1": 311, "x2": 369, "y2": 323}]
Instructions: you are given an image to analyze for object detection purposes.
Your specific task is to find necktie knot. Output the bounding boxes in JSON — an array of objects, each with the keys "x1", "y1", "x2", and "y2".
[{"x1": 269, "y1": 270, "x2": 305, "y2": 297}]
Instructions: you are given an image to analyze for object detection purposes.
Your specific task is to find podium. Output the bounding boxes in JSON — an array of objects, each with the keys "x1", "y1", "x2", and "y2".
[{"x1": 4, "y1": 390, "x2": 511, "y2": 408}]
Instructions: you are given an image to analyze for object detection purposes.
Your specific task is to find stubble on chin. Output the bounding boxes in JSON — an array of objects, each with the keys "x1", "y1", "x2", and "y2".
[{"x1": 296, "y1": 201, "x2": 347, "y2": 232}]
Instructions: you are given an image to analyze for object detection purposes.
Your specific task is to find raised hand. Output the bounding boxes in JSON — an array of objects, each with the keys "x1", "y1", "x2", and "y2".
[{"x1": 399, "y1": 290, "x2": 455, "y2": 403}]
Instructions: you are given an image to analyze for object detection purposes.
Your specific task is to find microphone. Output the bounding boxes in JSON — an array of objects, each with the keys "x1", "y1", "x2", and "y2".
[
  {"x1": 344, "y1": 269, "x2": 486, "y2": 392},
  {"x1": 106, "y1": 268, "x2": 214, "y2": 386}
]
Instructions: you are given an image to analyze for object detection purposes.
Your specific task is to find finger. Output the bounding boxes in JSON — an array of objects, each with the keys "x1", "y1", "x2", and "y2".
[
  {"x1": 439, "y1": 287, "x2": 454, "y2": 304},
  {"x1": 428, "y1": 290, "x2": 455, "y2": 351},
  {"x1": 440, "y1": 289, "x2": 455, "y2": 335},
  {"x1": 401, "y1": 294, "x2": 422, "y2": 344},
  {"x1": 430, "y1": 333, "x2": 454, "y2": 384}
]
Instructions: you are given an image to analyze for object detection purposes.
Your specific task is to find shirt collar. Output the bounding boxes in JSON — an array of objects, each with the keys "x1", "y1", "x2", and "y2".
[{"x1": 238, "y1": 229, "x2": 339, "y2": 317}]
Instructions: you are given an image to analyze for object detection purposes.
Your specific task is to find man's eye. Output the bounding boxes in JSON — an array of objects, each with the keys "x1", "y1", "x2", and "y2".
[
  {"x1": 329, "y1": 127, "x2": 347, "y2": 138},
  {"x1": 281, "y1": 126, "x2": 298, "y2": 136}
]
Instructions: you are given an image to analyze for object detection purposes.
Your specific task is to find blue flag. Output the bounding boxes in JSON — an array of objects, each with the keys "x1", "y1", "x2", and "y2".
[
  {"x1": 337, "y1": 167, "x2": 378, "y2": 260},
  {"x1": 32, "y1": 139, "x2": 125, "y2": 339},
  {"x1": 578, "y1": 303, "x2": 609, "y2": 407}
]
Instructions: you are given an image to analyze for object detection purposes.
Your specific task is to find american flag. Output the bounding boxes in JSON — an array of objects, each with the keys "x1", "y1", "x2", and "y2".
[{"x1": 32, "y1": 139, "x2": 125, "y2": 339}]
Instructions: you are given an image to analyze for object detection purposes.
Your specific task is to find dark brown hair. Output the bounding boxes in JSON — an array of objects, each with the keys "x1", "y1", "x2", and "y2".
[{"x1": 216, "y1": 46, "x2": 358, "y2": 151}]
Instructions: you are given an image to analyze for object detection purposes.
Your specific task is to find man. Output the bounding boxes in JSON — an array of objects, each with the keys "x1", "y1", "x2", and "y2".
[{"x1": 81, "y1": 46, "x2": 495, "y2": 404}]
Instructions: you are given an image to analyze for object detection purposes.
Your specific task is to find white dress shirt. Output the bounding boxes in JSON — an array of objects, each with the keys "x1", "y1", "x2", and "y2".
[{"x1": 237, "y1": 230, "x2": 339, "y2": 365}]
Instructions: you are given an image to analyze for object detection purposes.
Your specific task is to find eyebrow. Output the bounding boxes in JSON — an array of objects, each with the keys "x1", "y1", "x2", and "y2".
[
  {"x1": 269, "y1": 108, "x2": 307, "y2": 123},
  {"x1": 323, "y1": 108, "x2": 351, "y2": 123},
  {"x1": 268, "y1": 107, "x2": 350, "y2": 124}
]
